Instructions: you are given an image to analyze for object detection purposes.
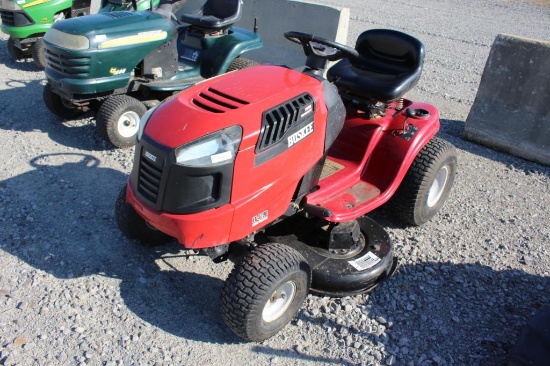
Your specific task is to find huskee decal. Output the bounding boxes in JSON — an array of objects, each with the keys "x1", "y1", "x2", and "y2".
[{"x1": 287, "y1": 121, "x2": 314, "y2": 147}]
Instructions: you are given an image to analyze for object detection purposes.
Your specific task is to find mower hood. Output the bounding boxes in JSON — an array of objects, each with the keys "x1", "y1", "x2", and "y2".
[
  {"x1": 142, "y1": 65, "x2": 324, "y2": 151},
  {"x1": 44, "y1": 11, "x2": 172, "y2": 50}
]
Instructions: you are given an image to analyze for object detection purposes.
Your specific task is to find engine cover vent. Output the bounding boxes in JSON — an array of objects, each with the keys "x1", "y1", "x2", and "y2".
[
  {"x1": 257, "y1": 93, "x2": 314, "y2": 152},
  {"x1": 102, "y1": 11, "x2": 135, "y2": 19},
  {"x1": 192, "y1": 87, "x2": 249, "y2": 113}
]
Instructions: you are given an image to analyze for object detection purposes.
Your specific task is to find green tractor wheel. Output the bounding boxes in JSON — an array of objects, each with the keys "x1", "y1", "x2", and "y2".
[
  {"x1": 96, "y1": 95, "x2": 147, "y2": 149},
  {"x1": 7, "y1": 37, "x2": 31, "y2": 60},
  {"x1": 43, "y1": 83, "x2": 85, "y2": 120},
  {"x1": 32, "y1": 39, "x2": 47, "y2": 70}
]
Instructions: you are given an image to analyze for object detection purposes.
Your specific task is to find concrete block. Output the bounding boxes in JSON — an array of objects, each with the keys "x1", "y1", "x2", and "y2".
[
  {"x1": 236, "y1": 0, "x2": 350, "y2": 69},
  {"x1": 463, "y1": 34, "x2": 550, "y2": 166}
]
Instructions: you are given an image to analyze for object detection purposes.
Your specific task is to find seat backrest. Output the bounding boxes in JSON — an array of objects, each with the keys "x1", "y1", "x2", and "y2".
[
  {"x1": 203, "y1": 0, "x2": 240, "y2": 19},
  {"x1": 180, "y1": 0, "x2": 242, "y2": 29},
  {"x1": 326, "y1": 29, "x2": 426, "y2": 102},
  {"x1": 352, "y1": 29, "x2": 425, "y2": 76}
]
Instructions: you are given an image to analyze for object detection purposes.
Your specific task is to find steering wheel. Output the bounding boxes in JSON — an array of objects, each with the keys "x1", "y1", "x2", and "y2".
[{"x1": 284, "y1": 31, "x2": 359, "y2": 61}]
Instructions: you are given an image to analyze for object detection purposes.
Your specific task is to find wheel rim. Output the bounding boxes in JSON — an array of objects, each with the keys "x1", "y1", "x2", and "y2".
[
  {"x1": 262, "y1": 281, "x2": 297, "y2": 323},
  {"x1": 117, "y1": 111, "x2": 141, "y2": 138},
  {"x1": 427, "y1": 165, "x2": 450, "y2": 207}
]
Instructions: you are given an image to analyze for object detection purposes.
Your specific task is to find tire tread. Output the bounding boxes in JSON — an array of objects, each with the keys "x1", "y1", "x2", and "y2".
[
  {"x1": 226, "y1": 57, "x2": 259, "y2": 72},
  {"x1": 220, "y1": 243, "x2": 310, "y2": 341},
  {"x1": 96, "y1": 95, "x2": 146, "y2": 149},
  {"x1": 387, "y1": 136, "x2": 457, "y2": 225}
]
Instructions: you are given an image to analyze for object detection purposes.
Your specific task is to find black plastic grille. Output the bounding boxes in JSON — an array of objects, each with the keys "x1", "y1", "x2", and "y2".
[
  {"x1": 1, "y1": 10, "x2": 33, "y2": 27},
  {"x1": 257, "y1": 93, "x2": 314, "y2": 151},
  {"x1": 0, "y1": 10, "x2": 15, "y2": 26},
  {"x1": 44, "y1": 47, "x2": 91, "y2": 77},
  {"x1": 137, "y1": 155, "x2": 163, "y2": 203},
  {"x1": 192, "y1": 87, "x2": 249, "y2": 113}
]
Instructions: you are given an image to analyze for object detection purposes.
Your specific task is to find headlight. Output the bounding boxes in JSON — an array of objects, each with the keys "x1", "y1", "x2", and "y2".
[
  {"x1": 0, "y1": 0, "x2": 22, "y2": 11},
  {"x1": 137, "y1": 105, "x2": 158, "y2": 142},
  {"x1": 43, "y1": 28, "x2": 90, "y2": 50},
  {"x1": 175, "y1": 126, "x2": 242, "y2": 167}
]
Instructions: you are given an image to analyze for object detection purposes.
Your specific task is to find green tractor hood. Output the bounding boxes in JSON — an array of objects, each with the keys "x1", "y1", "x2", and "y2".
[
  {"x1": 44, "y1": 10, "x2": 173, "y2": 96},
  {"x1": 50, "y1": 9, "x2": 170, "y2": 37}
]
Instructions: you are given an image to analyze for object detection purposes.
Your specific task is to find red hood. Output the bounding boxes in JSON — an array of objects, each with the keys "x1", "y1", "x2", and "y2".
[{"x1": 143, "y1": 65, "x2": 323, "y2": 150}]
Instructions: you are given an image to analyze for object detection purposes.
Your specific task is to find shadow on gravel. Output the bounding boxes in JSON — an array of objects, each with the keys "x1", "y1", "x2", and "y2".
[
  {"x1": 0, "y1": 38, "x2": 41, "y2": 72},
  {"x1": 0, "y1": 76, "x2": 110, "y2": 152},
  {"x1": 439, "y1": 118, "x2": 549, "y2": 177},
  {"x1": 0, "y1": 153, "x2": 243, "y2": 344},
  {"x1": 117, "y1": 247, "x2": 242, "y2": 344},
  {"x1": 303, "y1": 260, "x2": 550, "y2": 366},
  {"x1": 251, "y1": 345, "x2": 346, "y2": 365}
]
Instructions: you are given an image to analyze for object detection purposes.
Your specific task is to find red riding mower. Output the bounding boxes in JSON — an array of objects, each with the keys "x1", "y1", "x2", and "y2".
[{"x1": 116, "y1": 28, "x2": 458, "y2": 341}]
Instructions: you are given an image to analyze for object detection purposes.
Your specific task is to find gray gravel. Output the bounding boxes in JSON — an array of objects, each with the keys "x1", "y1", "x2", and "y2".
[{"x1": 1, "y1": 0, "x2": 550, "y2": 365}]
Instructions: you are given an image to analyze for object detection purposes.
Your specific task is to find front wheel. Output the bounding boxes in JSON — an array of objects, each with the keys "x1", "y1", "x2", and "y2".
[
  {"x1": 96, "y1": 95, "x2": 147, "y2": 149},
  {"x1": 388, "y1": 136, "x2": 457, "y2": 226},
  {"x1": 7, "y1": 37, "x2": 31, "y2": 60},
  {"x1": 226, "y1": 57, "x2": 259, "y2": 72},
  {"x1": 32, "y1": 38, "x2": 46, "y2": 70},
  {"x1": 43, "y1": 83, "x2": 84, "y2": 120},
  {"x1": 115, "y1": 186, "x2": 173, "y2": 246},
  {"x1": 220, "y1": 243, "x2": 311, "y2": 341}
]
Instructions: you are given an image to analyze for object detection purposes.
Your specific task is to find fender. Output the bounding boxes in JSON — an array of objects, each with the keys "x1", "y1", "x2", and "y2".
[
  {"x1": 200, "y1": 26, "x2": 262, "y2": 78},
  {"x1": 305, "y1": 101, "x2": 440, "y2": 222},
  {"x1": 365, "y1": 102, "x2": 441, "y2": 207}
]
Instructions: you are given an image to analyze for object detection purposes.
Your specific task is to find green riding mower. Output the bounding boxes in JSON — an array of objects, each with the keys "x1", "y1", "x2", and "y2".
[
  {"x1": 0, "y1": 0, "x2": 158, "y2": 69},
  {"x1": 42, "y1": 0, "x2": 262, "y2": 148}
]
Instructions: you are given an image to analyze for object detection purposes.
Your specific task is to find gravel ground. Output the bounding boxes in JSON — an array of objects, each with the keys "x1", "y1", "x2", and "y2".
[{"x1": 1, "y1": 0, "x2": 549, "y2": 365}]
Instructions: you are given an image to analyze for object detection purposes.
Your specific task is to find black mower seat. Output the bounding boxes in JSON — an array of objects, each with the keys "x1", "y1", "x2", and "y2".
[
  {"x1": 327, "y1": 29, "x2": 425, "y2": 102},
  {"x1": 180, "y1": 0, "x2": 242, "y2": 30}
]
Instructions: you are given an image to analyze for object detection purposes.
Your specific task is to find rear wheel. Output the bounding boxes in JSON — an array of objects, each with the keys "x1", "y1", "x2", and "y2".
[
  {"x1": 31, "y1": 38, "x2": 47, "y2": 69},
  {"x1": 115, "y1": 186, "x2": 173, "y2": 246},
  {"x1": 43, "y1": 83, "x2": 84, "y2": 120},
  {"x1": 96, "y1": 95, "x2": 147, "y2": 149},
  {"x1": 220, "y1": 243, "x2": 310, "y2": 341},
  {"x1": 388, "y1": 136, "x2": 457, "y2": 225},
  {"x1": 7, "y1": 37, "x2": 31, "y2": 60},
  {"x1": 227, "y1": 57, "x2": 259, "y2": 72}
]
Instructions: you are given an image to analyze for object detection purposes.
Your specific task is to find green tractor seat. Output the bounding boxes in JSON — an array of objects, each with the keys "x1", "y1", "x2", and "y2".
[{"x1": 180, "y1": 0, "x2": 242, "y2": 30}]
